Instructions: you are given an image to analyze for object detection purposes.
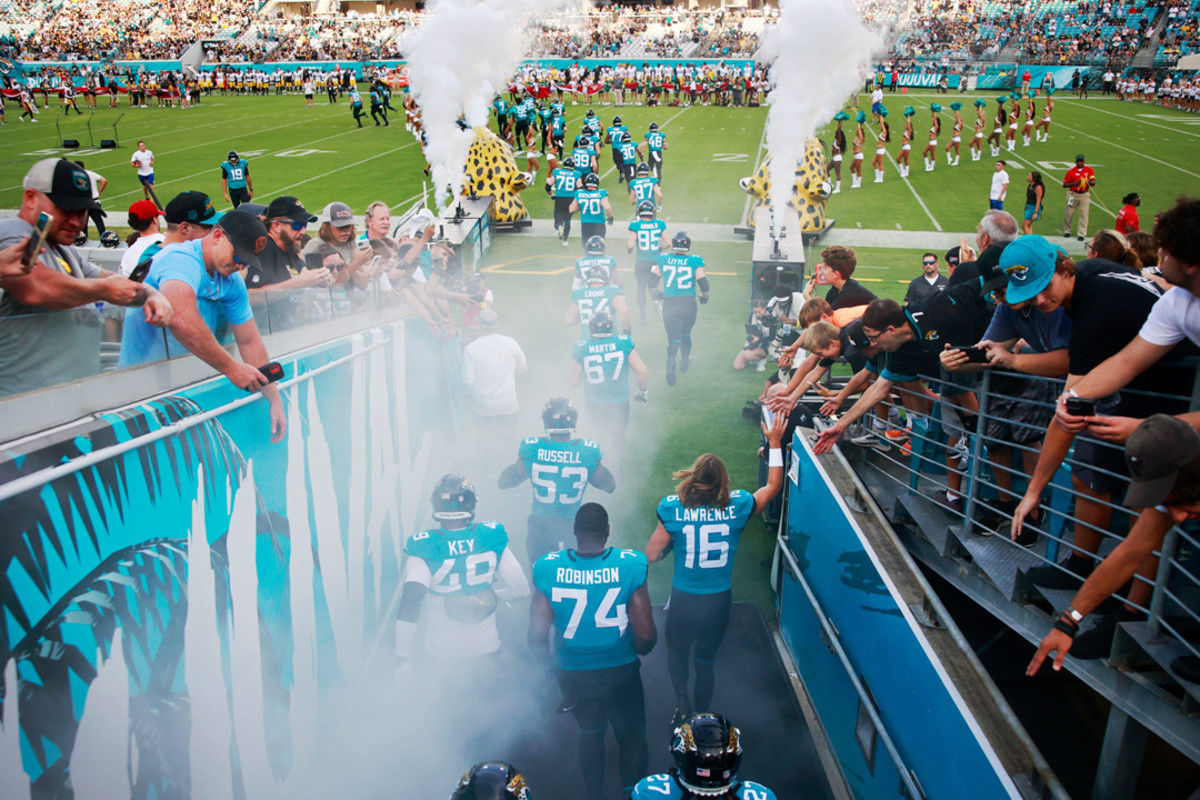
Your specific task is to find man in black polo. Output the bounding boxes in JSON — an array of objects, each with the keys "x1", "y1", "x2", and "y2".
[{"x1": 245, "y1": 196, "x2": 330, "y2": 291}]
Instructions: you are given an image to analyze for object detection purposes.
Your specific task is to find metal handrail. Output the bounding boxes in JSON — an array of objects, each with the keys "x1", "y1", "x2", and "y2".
[
  {"x1": 0, "y1": 340, "x2": 386, "y2": 505},
  {"x1": 831, "y1": 360, "x2": 1200, "y2": 666}
]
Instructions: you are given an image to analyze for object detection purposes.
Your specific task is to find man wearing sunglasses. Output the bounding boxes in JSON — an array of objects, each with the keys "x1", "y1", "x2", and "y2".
[
  {"x1": 904, "y1": 252, "x2": 947, "y2": 306},
  {"x1": 245, "y1": 195, "x2": 331, "y2": 291},
  {"x1": 119, "y1": 213, "x2": 287, "y2": 443}
]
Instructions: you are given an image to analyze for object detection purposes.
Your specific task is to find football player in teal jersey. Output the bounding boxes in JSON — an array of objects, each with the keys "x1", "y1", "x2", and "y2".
[
  {"x1": 451, "y1": 761, "x2": 532, "y2": 800},
  {"x1": 626, "y1": 200, "x2": 669, "y2": 323},
  {"x1": 638, "y1": 121, "x2": 668, "y2": 184},
  {"x1": 583, "y1": 107, "x2": 602, "y2": 136},
  {"x1": 645, "y1": 414, "x2": 787, "y2": 725},
  {"x1": 618, "y1": 132, "x2": 640, "y2": 184},
  {"x1": 492, "y1": 94, "x2": 509, "y2": 137},
  {"x1": 570, "y1": 173, "x2": 614, "y2": 254},
  {"x1": 395, "y1": 474, "x2": 530, "y2": 662},
  {"x1": 628, "y1": 162, "x2": 663, "y2": 211},
  {"x1": 606, "y1": 115, "x2": 629, "y2": 182},
  {"x1": 530, "y1": 503, "x2": 657, "y2": 800},
  {"x1": 573, "y1": 236, "x2": 622, "y2": 291},
  {"x1": 631, "y1": 713, "x2": 777, "y2": 800},
  {"x1": 546, "y1": 156, "x2": 579, "y2": 248},
  {"x1": 650, "y1": 232, "x2": 708, "y2": 386},
  {"x1": 572, "y1": 137, "x2": 597, "y2": 179},
  {"x1": 499, "y1": 397, "x2": 616, "y2": 564},
  {"x1": 570, "y1": 309, "x2": 649, "y2": 464},
  {"x1": 549, "y1": 113, "x2": 567, "y2": 159},
  {"x1": 567, "y1": 266, "x2": 630, "y2": 338},
  {"x1": 220, "y1": 151, "x2": 253, "y2": 209}
]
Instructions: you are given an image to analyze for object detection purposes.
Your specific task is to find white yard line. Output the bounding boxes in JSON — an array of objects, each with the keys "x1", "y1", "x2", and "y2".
[
  {"x1": 863, "y1": 115, "x2": 943, "y2": 232},
  {"x1": 1077, "y1": 101, "x2": 1200, "y2": 139},
  {"x1": 1049, "y1": 119, "x2": 1200, "y2": 180},
  {"x1": 741, "y1": 119, "x2": 769, "y2": 223}
]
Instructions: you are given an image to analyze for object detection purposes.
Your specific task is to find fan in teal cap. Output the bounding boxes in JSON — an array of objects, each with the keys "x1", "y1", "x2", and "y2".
[{"x1": 998, "y1": 234, "x2": 1064, "y2": 305}]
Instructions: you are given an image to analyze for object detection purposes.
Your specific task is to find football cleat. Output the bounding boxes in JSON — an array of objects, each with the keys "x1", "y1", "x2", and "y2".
[
  {"x1": 666, "y1": 358, "x2": 676, "y2": 386},
  {"x1": 584, "y1": 235, "x2": 606, "y2": 256},
  {"x1": 431, "y1": 473, "x2": 477, "y2": 521},
  {"x1": 589, "y1": 308, "x2": 615, "y2": 338},
  {"x1": 542, "y1": 396, "x2": 579, "y2": 434},
  {"x1": 671, "y1": 713, "x2": 742, "y2": 797},
  {"x1": 451, "y1": 761, "x2": 532, "y2": 800}
]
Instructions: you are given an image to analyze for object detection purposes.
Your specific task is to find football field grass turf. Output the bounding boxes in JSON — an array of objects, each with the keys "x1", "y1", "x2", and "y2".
[{"x1": 3, "y1": 89, "x2": 1197, "y2": 612}]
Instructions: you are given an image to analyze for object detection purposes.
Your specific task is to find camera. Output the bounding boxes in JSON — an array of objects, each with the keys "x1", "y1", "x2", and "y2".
[{"x1": 1065, "y1": 396, "x2": 1096, "y2": 417}]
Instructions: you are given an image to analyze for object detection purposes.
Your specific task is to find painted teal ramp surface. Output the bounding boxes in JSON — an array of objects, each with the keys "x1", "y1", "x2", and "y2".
[{"x1": 777, "y1": 432, "x2": 1021, "y2": 800}]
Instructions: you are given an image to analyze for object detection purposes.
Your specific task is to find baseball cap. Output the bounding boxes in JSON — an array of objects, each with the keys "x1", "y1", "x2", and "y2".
[
  {"x1": 234, "y1": 202, "x2": 268, "y2": 219},
  {"x1": 216, "y1": 212, "x2": 269, "y2": 269},
  {"x1": 128, "y1": 199, "x2": 160, "y2": 222},
  {"x1": 318, "y1": 201, "x2": 355, "y2": 228},
  {"x1": 1124, "y1": 415, "x2": 1200, "y2": 508},
  {"x1": 944, "y1": 246, "x2": 961, "y2": 267},
  {"x1": 266, "y1": 195, "x2": 317, "y2": 224},
  {"x1": 477, "y1": 307, "x2": 499, "y2": 327},
  {"x1": 23, "y1": 158, "x2": 101, "y2": 211},
  {"x1": 409, "y1": 208, "x2": 436, "y2": 237},
  {"x1": 977, "y1": 241, "x2": 1011, "y2": 297},
  {"x1": 1000, "y1": 235, "x2": 1060, "y2": 305},
  {"x1": 1075, "y1": 153, "x2": 1085, "y2": 162},
  {"x1": 165, "y1": 191, "x2": 223, "y2": 225}
]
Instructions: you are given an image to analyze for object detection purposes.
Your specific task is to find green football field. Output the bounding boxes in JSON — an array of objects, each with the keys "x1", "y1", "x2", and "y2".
[{"x1": 3, "y1": 89, "x2": 1197, "y2": 610}]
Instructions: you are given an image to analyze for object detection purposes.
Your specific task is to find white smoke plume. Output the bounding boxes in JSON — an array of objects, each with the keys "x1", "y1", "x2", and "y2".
[
  {"x1": 407, "y1": 0, "x2": 580, "y2": 211},
  {"x1": 759, "y1": 0, "x2": 886, "y2": 237}
]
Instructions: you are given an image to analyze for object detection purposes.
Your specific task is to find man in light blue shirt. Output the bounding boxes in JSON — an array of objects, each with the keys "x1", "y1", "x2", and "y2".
[{"x1": 120, "y1": 212, "x2": 287, "y2": 441}]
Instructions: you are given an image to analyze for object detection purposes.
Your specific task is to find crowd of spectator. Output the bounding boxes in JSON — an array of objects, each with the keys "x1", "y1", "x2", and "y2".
[
  {"x1": 1157, "y1": 0, "x2": 1200, "y2": 60},
  {"x1": 736, "y1": 193, "x2": 1199, "y2": 669},
  {"x1": 6, "y1": 0, "x2": 1200, "y2": 68}
]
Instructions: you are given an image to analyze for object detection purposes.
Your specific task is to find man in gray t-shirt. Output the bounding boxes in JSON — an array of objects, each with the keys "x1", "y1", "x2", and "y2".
[{"x1": 0, "y1": 158, "x2": 171, "y2": 397}]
